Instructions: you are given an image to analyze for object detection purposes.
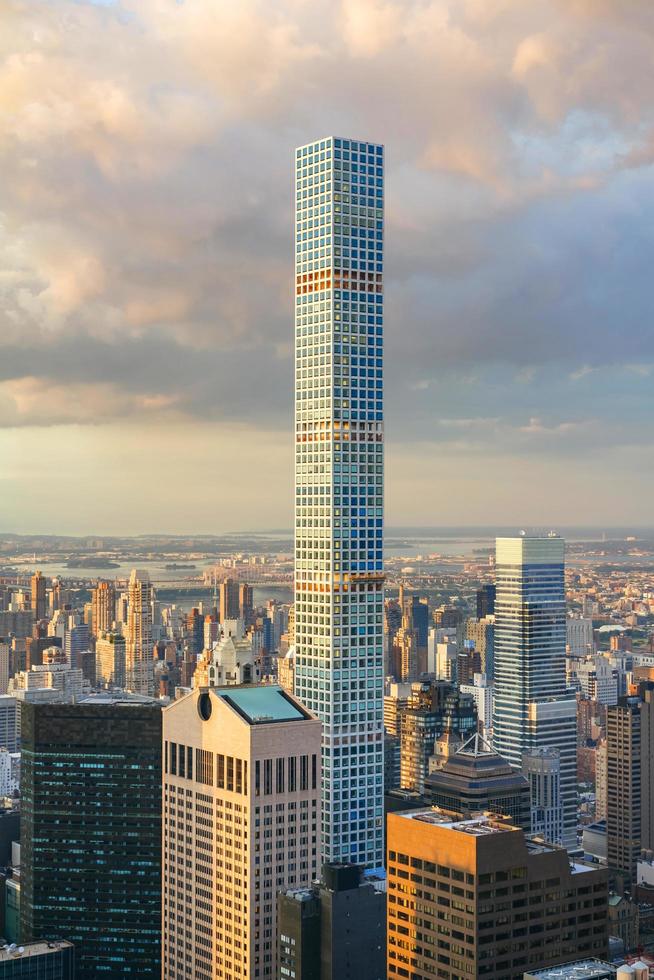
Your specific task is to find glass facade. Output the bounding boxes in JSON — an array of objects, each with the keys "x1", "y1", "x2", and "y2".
[
  {"x1": 293, "y1": 137, "x2": 384, "y2": 865},
  {"x1": 20, "y1": 701, "x2": 162, "y2": 978},
  {"x1": 493, "y1": 535, "x2": 577, "y2": 849}
]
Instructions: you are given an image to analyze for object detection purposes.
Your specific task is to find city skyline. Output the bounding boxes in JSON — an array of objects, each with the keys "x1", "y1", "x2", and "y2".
[{"x1": 3, "y1": 1, "x2": 654, "y2": 534}]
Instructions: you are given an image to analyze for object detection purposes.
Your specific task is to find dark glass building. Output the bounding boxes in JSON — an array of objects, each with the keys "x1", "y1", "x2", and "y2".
[
  {"x1": 424, "y1": 732, "x2": 531, "y2": 830},
  {"x1": 476, "y1": 583, "x2": 496, "y2": 619},
  {"x1": 20, "y1": 696, "x2": 162, "y2": 979},
  {"x1": 277, "y1": 864, "x2": 386, "y2": 980},
  {"x1": 0, "y1": 941, "x2": 74, "y2": 979}
]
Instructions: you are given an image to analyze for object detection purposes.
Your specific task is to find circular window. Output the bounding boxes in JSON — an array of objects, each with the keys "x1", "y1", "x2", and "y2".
[{"x1": 198, "y1": 691, "x2": 212, "y2": 721}]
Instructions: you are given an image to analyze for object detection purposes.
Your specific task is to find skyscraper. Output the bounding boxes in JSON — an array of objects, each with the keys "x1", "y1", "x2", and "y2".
[
  {"x1": 293, "y1": 136, "x2": 384, "y2": 866},
  {"x1": 125, "y1": 569, "x2": 153, "y2": 695},
  {"x1": 20, "y1": 696, "x2": 162, "y2": 979},
  {"x1": 493, "y1": 534, "x2": 577, "y2": 849},
  {"x1": 30, "y1": 572, "x2": 46, "y2": 623},
  {"x1": 606, "y1": 695, "x2": 641, "y2": 890},
  {"x1": 162, "y1": 685, "x2": 321, "y2": 980},
  {"x1": 90, "y1": 580, "x2": 116, "y2": 636}
]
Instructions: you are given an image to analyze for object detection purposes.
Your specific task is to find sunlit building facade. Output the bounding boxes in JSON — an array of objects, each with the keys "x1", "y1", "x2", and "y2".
[
  {"x1": 293, "y1": 136, "x2": 385, "y2": 865},
  {"x1": 493, "y1": 534, "x2": 577, "y2": 849}
]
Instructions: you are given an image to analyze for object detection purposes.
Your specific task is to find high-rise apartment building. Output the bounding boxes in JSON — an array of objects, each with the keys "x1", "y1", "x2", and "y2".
[
  {"x1": 162, "y1": 685, "x2": 321, "y2": 980},
  {"x1": 91, "y1": 580, "x2": 116, "y2": 636},
  {"x1": 606, "y1": 695, "x2": 641, "y2": 890},
  {"x1": 465, "y1": 614, "x2": 495, "y2": 678},
  {"x1": 387, "y1": 810, "x2": 608, "y2": 980},
  {"x1": 640, "y1": 683, "x2": 654, "y2": 853},
  {"x1": 20, "y1": 696, "x2": 162, "y2": 979},
  {"x1": 125, "y1": 569, "x2": 154, "y2": 695},
  {"x1": 293, "y1": 136, "x2": 384, "y2": 865},
  {"x1": 29, "y1": 572, "x2": 46, "y2": 623},
  {"x1": 493, "y1": 534, "x2": 577, "y2": 849}
]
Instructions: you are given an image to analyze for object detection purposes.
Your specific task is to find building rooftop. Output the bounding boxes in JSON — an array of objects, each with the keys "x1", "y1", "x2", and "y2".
[
  {"x1": 0, "y1": 940, "x2": 74, "y2": 962},
  {"x1": 215, "y1": 685, "x2": 311, "y2": 725},
  {"x1": 79, "y1": 692, "x2": 161, "y2": 706},
  {"x1": 524, "y1": 959, "x2": 615, "y2": 979},
  {"x1": 406, "y1": 809, "x2": 514, "y2": 835}
]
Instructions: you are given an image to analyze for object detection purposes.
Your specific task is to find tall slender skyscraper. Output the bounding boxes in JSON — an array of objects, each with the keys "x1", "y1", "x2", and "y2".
[
  {"x1": 493, "y1": 534, "x2": 577, "y2": 849},
  {"x1": 125, "y1": 569, "x2": 153, "y2": 695},
  {"x1": 30, "y1": 571, "x2": 46, "y2": 622},
  {"x1": 293, "y1": 137, "x2": 384, "y2": 865}
]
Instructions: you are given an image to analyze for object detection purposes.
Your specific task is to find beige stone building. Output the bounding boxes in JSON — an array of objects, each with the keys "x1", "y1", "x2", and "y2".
[{"x1": 162, "y1": 685, "x2": 321, "y2": 980}]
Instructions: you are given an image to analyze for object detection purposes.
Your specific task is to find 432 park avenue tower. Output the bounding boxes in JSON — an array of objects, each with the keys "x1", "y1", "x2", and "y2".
[{"x1": 293, "y1": 137, "x2": 385, "y2": 866}]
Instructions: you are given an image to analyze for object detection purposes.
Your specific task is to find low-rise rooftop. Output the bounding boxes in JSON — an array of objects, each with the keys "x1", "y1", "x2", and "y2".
[{"x1": 0, "y1": 940, "x2": 74, "y2": 962}]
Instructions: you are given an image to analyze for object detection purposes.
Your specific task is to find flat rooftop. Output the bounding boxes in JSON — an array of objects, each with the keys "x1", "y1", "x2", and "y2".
[
  {"x1": 525, "y1": 959, "x2": 615, "y2": 979},
  {"x1": 216, "y1": 685, "x2": 311, "y2": 725},
  {"x1": 403, "y1": 809, "x2": 515, "y2": 835},
  {"x1": 0, "y1": 940, "x2": 73, "y2": 962}
]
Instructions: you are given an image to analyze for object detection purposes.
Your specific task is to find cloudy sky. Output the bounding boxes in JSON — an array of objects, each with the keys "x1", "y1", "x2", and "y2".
[{"x1": 2, "y1": 0, "x2": 653, "y2": 535}]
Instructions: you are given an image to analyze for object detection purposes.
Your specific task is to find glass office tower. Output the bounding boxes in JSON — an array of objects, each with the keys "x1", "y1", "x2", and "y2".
[
  {"x1": 493, "y1": 534, "x2": 577, "y2": 849},
  {"x1": 293, "y1": 137, "x2": 384, "y2": 865}
]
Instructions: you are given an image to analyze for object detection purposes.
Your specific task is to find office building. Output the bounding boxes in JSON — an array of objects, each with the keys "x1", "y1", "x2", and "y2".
[
  {"x1": 606, "y1": 696, "x2": 641, "y2": 890},
  {"x1": 277, "y1": 863, "x2": 385, "y2": 980},
  {"x1": 567, "y1": 617, "x2": 595, "y2": 659},
  {"x1": 185, "y1": 607, "x2": 204, "y2": 657},
  {"x1": 293, "y1": 136, "x2": 384, "y2": 866},
  {"x1": 29, "y1": 573, "x2": 46, "y2": 623},
  {"x1": 95, "y1": 631, "x2": 126, "y2": 689},
  {"x1": 0, "y1": 644, "x2": 8, "y2": 697},
  {"x1": 25, "y1": 625, "x2": 60, "y2": 672},
  {"x1": 460, "y1": 673, "x2": 493, "y2": 736},
  {"x1": 62, "y1": 622, "x2": 89, "y2": 672},
  {"x1": 387, "y1": 810, "x2": 608, "y2": 980},
  {"x1": 400, "y1": 682, "x2": 476, "y2": 795},
  {"x1": 493, "y1": 534, "x2": 577, "y2": 849},
  {"x1": 524, "y1": 961, "x2": 616, "y2": 980},
  {"x1": 0, "y1": 697, "x2": 18, "y2": 752},
  {"x1": 575, "y1": 657, "x2": 618, "y2": 706},
  {"x1": 476, "y1": 584, "x2": 496, "y2": 619},
  {"x1": 219, "y1": 578, "x2": 240, "y2": 624},
  {"x1": 125, "y1": 569, "x2": 154, "y2": 695},
  {"x1": 20, "y1": 696, "x2": 162, "y2": 979},
  {"x1": 465, "y1": 615, "x2": 495, "y2": 678},
  {"x1": 523, "y1": 747, "x2": 563, "y2": 844},
  {"x1": 90, "y1": 580, "x2": 116, "y2": 636},
  {"x1": 0, "y1": 941, "x2": 75, "y2": 979},
  {"x1": 424, "y1": 732, "x2": 530, "y2": 830},
  {"x1": 162, "y1": 685, "x2": 321, "y2": 980},
  {"x1": 239, "y1": 582, "x2": 254, "y2": 623}
]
